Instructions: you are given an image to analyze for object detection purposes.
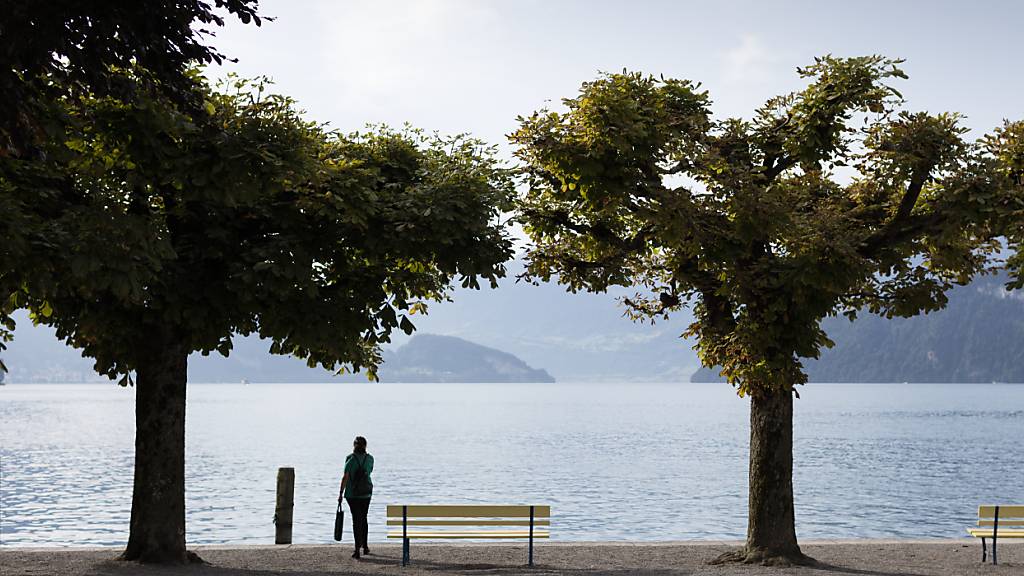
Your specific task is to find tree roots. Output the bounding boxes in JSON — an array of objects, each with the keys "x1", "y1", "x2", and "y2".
[
  {"x1": 709, "y1": 547, "x2": 817, "y2": 567},
  {"x1": 117, "y1": 549, "x2": 204, "y2": 565}
]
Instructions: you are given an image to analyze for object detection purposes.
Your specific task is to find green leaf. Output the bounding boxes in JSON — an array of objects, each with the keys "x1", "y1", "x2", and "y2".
[{"x1": 399, "y1": 315, "x2": 415, "y2": 335}]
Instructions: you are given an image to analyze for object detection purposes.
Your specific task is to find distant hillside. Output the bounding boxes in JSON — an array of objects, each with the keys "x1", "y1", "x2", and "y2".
[
  {"x1": 692, "y1": 273, "x2": 1024, "y2": 383},
  {"x1": 383, "y1": 260, "x2": 698, "y2": 382},
  {"x1": 185, "y1": 332, "x2": 554, "y2": 383},
  {"x1": 0, "y1": 321, "x2": 554, "y2": 383},
  {"x1": 2, "y1": 258, "x2": 702, "y2": 383},
  {"x1": 378, "y1": 334, "x2": 554, "y2": 382}
]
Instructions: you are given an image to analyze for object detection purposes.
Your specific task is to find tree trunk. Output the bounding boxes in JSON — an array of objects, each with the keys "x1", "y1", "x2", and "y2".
[
  {"x1": 713, "y1": 388, "x2": 813, "y2": 566},
  {"x1": 120, "y1": 333, "x2": 197, "y2": 564}
]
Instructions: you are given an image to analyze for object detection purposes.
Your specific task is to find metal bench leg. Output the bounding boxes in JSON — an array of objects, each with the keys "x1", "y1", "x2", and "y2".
[
  {"x1": 529, "y1": 505, "x2": 535, "y2": 567},
  {"x1": 402, "y1": 505, "x2": 410, "y2": 566},
  {"x1": 993, "y1": 506, "x2": 999, "y2": 565},
  {"x1": 981, "y1": 537, "x2": 986, "y2": 563}
]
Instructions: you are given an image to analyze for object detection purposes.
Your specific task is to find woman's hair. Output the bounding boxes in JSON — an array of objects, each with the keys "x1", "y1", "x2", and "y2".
[{"x1": 353, "y1": 436, "x2": 367, "y2": 454}]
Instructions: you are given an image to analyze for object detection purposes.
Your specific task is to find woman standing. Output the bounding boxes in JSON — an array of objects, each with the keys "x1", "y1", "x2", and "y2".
[{"x1": 338, "y1": 436, "x2": 373, "y2": 558}]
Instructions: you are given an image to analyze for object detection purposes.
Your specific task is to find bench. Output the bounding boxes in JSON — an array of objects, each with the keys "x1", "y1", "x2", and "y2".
[
  {"x1": 967, "y1": 505, "x2": 1024, "y2": 564},
  {"x1": 386, "y1": 505, "x2": 550, "y2": 566}
]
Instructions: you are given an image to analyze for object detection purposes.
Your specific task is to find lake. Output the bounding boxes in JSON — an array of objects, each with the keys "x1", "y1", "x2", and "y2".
[{"x1": 1, "y1": 382, "x2": 1022, "y2": 546}]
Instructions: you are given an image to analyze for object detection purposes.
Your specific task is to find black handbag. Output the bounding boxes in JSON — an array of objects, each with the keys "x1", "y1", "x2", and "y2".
[{"x1": 334, "y1": 500, "x2": 344, "y2": 541}]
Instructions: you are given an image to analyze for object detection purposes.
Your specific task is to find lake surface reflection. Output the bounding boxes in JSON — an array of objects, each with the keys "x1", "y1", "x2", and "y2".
[{"x1": 1, "y1": 382, "x2": 1022, "y2": 546}]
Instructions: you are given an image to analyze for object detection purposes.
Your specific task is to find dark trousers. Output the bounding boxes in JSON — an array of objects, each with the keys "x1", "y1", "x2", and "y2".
[{"x1": 346, "y1": 497, "x2": 371, "y2": 549}]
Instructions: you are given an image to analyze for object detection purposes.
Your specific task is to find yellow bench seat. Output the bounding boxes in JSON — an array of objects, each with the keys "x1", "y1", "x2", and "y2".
[
  {"x1": 387, "y1": 530, "x2": 550, "y2": 539},
  {"x1": 967, "y1": 528, "x2": 1024, "y2": 538}
]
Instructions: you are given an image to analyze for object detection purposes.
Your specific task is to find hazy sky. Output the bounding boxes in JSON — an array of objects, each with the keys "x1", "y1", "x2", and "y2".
[
  {"x1": 204, "y1": 0, "x2": 1024, "y2": 358},
  {"x1": 9, "y1": 2, "x2": 1024, "y2": 378},
  {"x1": 210, "y1": 0, "x2": 1024, "y2": 155}
]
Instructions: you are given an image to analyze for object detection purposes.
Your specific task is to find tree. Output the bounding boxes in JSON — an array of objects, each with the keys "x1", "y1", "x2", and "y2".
[
  {"x1": 511, "y1": 56, "x2": 1022, "y2": 565},
  {"x1": 986, "y1": 120, "x2": 1024, "y2": 286},
  {"x1": 1, "y1": 0, "x2": 263, "y2": 364},
  {"x1": 1, "y1": 0, "x2": 262, "y2": 152},
  {"x1": 3, "y1": 72, "x2": 513, "y2": 563}
]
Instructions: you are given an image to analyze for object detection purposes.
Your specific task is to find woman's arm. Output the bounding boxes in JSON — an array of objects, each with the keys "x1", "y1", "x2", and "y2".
[{"x1": 339, "y1": 472, "x2": 349, "y2": 501}]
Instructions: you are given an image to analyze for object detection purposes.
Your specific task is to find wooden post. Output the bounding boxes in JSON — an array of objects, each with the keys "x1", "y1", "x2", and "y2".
[{"x1": 274, "y1": 467, "x2": 295, "y2": 544}]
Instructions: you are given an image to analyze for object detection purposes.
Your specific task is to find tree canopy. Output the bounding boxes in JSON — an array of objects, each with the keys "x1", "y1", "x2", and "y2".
[
  {"x1": 513, "y1": 56, "x2": 1021, "y2": 396},
  {"x1": 1, "y1": 69, "x2": 514, "y2": 562},
  {"x1": 511, "y1": 56, "x2": 1022, "y2": 563},
  {"x1": 5, "y1": 68, "x2": 514, "y2": 380}
]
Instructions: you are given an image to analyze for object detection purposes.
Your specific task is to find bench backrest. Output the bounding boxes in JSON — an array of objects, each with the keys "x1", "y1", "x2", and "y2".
[
  {"x1": 978, "y1": 505, "x2": 1024, "y2": 527},
  {"x1": 387, "y1": 505, "x2": 551, "y2": 528}
]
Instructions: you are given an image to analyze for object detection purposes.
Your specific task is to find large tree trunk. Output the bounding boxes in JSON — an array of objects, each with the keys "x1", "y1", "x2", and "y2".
[
  {"x1": 120, "y1": 333, "x2": 197, "y2": 564},
  {"x1": 713, "y1": 389, "x2": 813, "y2": 566}
]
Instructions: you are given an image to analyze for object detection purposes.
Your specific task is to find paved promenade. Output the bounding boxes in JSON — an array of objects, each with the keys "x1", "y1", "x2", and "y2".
[{"x1": 2, "y1": 540, "x2": 1021, "y2": 575}]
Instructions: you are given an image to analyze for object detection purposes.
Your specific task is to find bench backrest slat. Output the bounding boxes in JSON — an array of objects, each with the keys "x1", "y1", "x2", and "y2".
[
  {"x1": 977, "y1": 505, "x2": 1024, "y2": 529},
  {"x1": 978, "y1": 520, "x2": 1024, "y2": 527},
  {"x1": 979, "y1": 505, "x2": 1024, "y2": 519},
  {"x1": 386, "y1": 505, "x2": 550, "y2": 518}
]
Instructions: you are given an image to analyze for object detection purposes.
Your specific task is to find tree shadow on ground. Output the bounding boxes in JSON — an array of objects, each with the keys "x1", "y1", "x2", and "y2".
[
  {"x1": 81, "y1": 557, "x2": 687, "y2": 576},
  {"x1": 806, "y1": 562, "x2": 935, "y2": 576},
  {"x1": 32, "y1": 550, "x2": 1019, "y2": 576}
]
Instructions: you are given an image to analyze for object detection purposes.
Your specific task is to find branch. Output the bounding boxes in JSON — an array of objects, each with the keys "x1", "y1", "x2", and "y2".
[
  {"x1": 700, "y1": 286, "x2": 737, "y2": 336},
  {"x1": 894, "y1": 170, "x2": 927, "y2": 222},
  {"x1": 859, "y1": 210, "x2": 944, "y2": 258},
  {"x1": 763, "y1": 154, "x2": 798, "y2": 182},
  {"x1": 522, "y1": 208, "x2": 652, "y2": 252},
  {"x1": 859, "y1": 165, "x2": 934, "y2": 258}
]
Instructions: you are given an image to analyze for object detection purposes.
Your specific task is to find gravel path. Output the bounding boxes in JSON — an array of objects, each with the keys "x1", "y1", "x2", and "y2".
[{"x1": 2, "y1": 540, "x2": 1021, "y2": 575}]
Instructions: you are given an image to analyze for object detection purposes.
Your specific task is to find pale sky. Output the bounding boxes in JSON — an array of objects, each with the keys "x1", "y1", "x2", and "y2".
[
  {"x1": 202, "y1": 1, "x2": 1024, "y2": 369},
  {"x1": 9, "y1": 1, "x2": 1024, "y2": 380},
  {"x1": 209, "y1": 0, "x2": 1024, "y2": 156}
]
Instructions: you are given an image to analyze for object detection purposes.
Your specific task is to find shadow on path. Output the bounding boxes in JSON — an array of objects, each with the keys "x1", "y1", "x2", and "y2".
[
  {"x1": 77, "y1": 554, "x2": 689, "y2": 576},
  {"x1": 807, "y1": 561, "x2": 935, "y2": 576}
]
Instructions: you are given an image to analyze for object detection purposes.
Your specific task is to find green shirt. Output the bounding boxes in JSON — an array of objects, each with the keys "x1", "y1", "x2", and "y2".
[{"x1": 344, "y1": 453, "x2": 373, "y2": 498}]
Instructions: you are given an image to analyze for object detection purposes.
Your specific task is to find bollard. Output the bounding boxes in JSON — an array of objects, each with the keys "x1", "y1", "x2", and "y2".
[{"x1": 274, "y1": 467, "x2": 295, "y2": 544}]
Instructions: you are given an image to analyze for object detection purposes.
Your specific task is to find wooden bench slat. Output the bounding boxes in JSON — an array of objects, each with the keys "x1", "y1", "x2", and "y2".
[
  {"x1": 387, "y1": 519, "x2": 551, "y2": 526},
  {"x1": 979, "y1": 505, "x2": 1024, "y2": 518},
  {"x1": 386, "y1": 505, "x2": 550, "y2": 518},
  {"x1": 387, "y1": 531, "x2": 551, "y2": 539},
  {"x1": 979, "y1": 520, "x2": 1024, "y2": 527},
  {"x1": 967, "y1": 528, "x2": 1024, "y2": 537}
]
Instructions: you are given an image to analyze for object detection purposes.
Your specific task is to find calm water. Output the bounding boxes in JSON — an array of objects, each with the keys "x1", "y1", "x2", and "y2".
[{"x1": 1, "y1": 382, "x2": 1022, "y2": 547}]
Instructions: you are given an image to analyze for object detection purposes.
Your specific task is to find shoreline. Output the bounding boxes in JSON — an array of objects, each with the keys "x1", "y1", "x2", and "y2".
[
  {"x1": 2, "y1": 539, "x2": 1020, "y2": 575},
  {"x1": 2, "y1": 537, "x2": 1009, "y2": 549}
]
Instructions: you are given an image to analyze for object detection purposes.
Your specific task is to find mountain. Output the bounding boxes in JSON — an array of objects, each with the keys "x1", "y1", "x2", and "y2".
[
  {"x1": 0, "y1": 313, "x2": 109, "y2": 383},
  {"x1": 1, "y1": 259, "x2": 701, "y2": 384},
  {"x1": 692, "y1": 273, "x2": 1024, "y2": 383},
  {"x1": 383, "y1": 259, "x2": 699, "y2": 382},
  {"x1": 185, "y1": 332, "x2": 554, "y2": 383},
  {"x1": 0, "y1": 322, "x2": 554, "y2": 384},
  {"x1": 377, "y1": 334, "x2": 554, "y2": 382},
  {"x1": 9, "y1": 260, "x2": 1020, "y2": 385}
]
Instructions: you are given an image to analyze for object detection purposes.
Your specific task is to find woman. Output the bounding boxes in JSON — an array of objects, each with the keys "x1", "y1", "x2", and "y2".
[{"x1": 338, "y1": 436, "x2": 373, "y2": 558}]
